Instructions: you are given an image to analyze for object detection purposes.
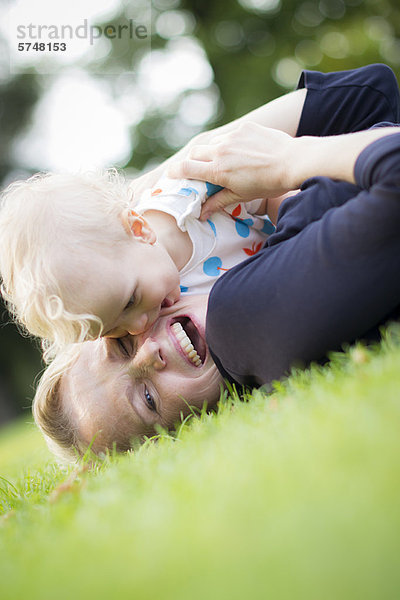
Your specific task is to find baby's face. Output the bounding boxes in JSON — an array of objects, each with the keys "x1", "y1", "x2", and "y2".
[{"x1": 63, "y1": 234, "x2": 181, "y2": 339}]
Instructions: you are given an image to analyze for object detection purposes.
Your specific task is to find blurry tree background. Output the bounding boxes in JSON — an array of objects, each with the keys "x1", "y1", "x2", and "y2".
[{"x1": 0, "y1": 0, "x2": 399, "y2": 426}]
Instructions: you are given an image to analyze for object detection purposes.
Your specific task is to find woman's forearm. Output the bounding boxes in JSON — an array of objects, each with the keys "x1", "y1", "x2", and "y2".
[
  {"x1": 169, "y1": 124, "x2": 400, "y2": 213},
  {"x1": 209, "y1": 88, "x2": 307, "y2": 138},
  {"x1": 287, "y1": 127, "x2": 400, "y2": 189}
]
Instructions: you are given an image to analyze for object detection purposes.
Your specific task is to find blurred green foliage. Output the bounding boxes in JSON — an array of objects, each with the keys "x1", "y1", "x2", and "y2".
[
  {"x1": 0, "y1": 61, "x2": 42, "y2": 423},
  {"x1": 115, "y1": 0, "x2": 400, "y2": 171},
  {"x1": 1, "y1": 0, "x2": 400, "y2": 423}
]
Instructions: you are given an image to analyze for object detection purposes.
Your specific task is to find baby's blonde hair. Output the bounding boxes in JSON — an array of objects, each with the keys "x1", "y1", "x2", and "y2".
[{"x1": 0, "y1": 170, "x2": 133, "y2": 356}]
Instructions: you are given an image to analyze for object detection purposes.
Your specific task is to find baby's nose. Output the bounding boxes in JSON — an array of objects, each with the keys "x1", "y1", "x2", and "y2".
[
  {"x1": 125, "y1": 313, "x2": 149, "y2": 336},
  {"x1": 103, "y1": 314, "x2": 150, "y2": 338}
]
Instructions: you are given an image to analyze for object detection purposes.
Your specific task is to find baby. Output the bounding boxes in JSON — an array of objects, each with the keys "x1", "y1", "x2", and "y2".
[{"x1": 0, "y1": 170, "x2": 275, "y2": 353}]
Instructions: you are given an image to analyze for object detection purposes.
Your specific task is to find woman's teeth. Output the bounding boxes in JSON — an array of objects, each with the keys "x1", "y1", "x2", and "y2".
[{"x1": 171, "y1": 322, "x2": 202, "y2": 367}]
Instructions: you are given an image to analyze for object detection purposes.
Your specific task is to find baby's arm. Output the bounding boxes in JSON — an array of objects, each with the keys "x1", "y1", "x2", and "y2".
[{"x1": 259, "y1": 192, "x2": 301, "y2": 225}]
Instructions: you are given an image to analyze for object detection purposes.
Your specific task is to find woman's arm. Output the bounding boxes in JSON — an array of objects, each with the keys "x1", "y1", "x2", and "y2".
[
  {"x1": 167, "y1": 64, "x2": 400, "y2": 217},
  {"x1": 286, "y1": 126, "x2": 400, "y2": 187},
  {"x1": 206, "y1": 131, "x2": 400, "y2": 387},
  {"x1": 168, "y1": 124, "x2": 400, "y2": 218},
  {"x1": 131, "y1": 64, "x2": 399, "y2": 202}
]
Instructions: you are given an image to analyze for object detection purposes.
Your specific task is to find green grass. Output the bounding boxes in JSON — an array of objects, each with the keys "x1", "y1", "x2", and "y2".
[{"x1": 1, "y1": 327, "x2": 400, "y2": 599}]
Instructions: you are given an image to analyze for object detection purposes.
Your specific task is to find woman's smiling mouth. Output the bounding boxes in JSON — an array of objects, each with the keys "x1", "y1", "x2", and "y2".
[{"x1": 170, "y1": 317, "x2": 205, "y2": 367}]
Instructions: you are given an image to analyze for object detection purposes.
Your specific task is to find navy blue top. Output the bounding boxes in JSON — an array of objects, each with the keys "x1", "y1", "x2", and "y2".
[
  {"x1": 297, "y1": 64, "x2": 399, "y2": 136},
  {"x1": 206, "y1": 64, "x2": 400, "y2": 387}
]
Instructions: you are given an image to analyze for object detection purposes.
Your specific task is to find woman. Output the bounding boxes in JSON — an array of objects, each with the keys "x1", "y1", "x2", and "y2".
[{"x1": 33, "y1": 64, "x2": 400, "y2": 460}]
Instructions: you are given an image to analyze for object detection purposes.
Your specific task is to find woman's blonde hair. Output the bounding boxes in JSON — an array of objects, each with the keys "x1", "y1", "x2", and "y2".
[
  {"x1": 32, "y1": 344, "x2": 85, "y2": 463},
  {"x1": 33, "y1": 343, "x2": 136, "y2": 463},
  {"x1": 0, "y1": 170, "x2": 133, "y2": 357}
]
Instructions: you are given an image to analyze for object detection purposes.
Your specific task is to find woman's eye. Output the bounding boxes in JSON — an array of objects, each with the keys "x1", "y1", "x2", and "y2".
[
  {"x1": 144, "y1": 386, "x2": 156, "y2": 412},
  {"x1": 124, "y1": 293, "x2": 136, "y2": 311},
  {"x1": 117, "y1": 337, "x2": 131, "y2": 357}
]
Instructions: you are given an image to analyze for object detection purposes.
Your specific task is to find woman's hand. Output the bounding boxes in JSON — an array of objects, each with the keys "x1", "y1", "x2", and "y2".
[
  {"x1": 168, "y1": 123, "x2": 400, "y2": 219},
  {"x1": 168, "y1": 123, "x2": 297, "y2": 219}
]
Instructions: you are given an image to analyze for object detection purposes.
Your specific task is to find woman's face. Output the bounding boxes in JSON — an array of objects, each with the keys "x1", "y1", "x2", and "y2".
[{"x1": 61, "y1": 294, "x2": 223, "y2": 452}]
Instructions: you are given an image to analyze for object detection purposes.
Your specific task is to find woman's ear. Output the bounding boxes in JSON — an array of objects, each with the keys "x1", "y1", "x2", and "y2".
[{"x1": 121, "y1": 209, "x2": 156, "y2": 244}]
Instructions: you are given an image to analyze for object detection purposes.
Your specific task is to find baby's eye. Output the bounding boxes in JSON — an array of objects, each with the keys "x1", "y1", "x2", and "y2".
[
  {"x1": 144, "y1": 386, "x2": 156, "y2": 412},
  {"x1": 124, "y1": 293, "x2": 136, "y2": 311}
]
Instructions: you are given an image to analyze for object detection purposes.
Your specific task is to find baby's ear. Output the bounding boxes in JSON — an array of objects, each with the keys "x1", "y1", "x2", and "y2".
[{"x1": 120, "y1": 209, "x2": 156, "y2": 244}]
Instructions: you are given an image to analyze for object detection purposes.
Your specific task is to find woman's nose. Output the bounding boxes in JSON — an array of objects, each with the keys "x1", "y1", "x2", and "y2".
[{"x1": 129, "y1": 338, "x2": 165, "y2": 375}]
